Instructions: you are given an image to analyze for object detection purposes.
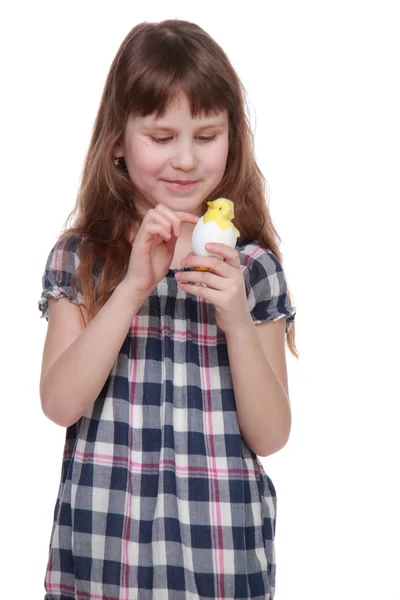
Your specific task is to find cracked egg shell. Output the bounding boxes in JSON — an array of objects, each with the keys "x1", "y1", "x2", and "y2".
[{"x1": 191, "y1": 217, "x2": 238, "y2": 257}]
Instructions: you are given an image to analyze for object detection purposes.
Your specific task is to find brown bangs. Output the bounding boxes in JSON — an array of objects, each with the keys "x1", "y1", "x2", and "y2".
[{"x1": 129, "y1": 72, "x2": 232, "y2": 119}]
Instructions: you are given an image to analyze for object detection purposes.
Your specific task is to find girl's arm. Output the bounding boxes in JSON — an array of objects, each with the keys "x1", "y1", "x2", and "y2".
[
  {"x1": 175, "y1": 242, "x2": 294, "y2": 457},
  {"x1": 40, "y1": 206, "x2": 199, "y2": 428},
  {"x1": 40, "y1": 280, "x2": 146, "y2": 427},
  {"x1": 224, "y1": 317, "x2": 291, "y2": 457}
]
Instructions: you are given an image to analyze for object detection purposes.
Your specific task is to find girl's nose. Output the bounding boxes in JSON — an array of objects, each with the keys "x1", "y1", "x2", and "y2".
[{"x1": 170, "y1": 142, "x2": 197, "y2": 171}]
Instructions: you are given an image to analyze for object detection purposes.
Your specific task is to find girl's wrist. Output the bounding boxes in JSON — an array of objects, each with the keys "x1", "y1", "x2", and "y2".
[
  {"x1": 115, "y1": 278, "x2": 149, "y2": 306},
  {"x1": 223, "y1": 314, "x2": 255, "y2": 340}
]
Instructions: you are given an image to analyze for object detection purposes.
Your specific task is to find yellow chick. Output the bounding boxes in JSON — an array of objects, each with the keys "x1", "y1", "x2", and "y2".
[
  {"x1": 191, "y1": 198, "x2": 240, "y2": 270},
  {"x1": 203, "y1": 198, "x2": 240, "y2": 237}
]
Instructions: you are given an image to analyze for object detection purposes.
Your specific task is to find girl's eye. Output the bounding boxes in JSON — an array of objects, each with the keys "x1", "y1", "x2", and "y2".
[
  {"x1": 150, "y1": 134, "x2": 217, "y2": 144},
  {"x1": 197, "y1": 135, "x2": 217, "y2": 142},
  {"x1": 151, "y1": 136, "x2": 173, "y2": 144}
]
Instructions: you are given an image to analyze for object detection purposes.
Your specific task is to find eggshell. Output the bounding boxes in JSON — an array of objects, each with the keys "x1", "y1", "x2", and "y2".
[{"x1": 191, "y1": 217, "x2": 238, "y2": 257}]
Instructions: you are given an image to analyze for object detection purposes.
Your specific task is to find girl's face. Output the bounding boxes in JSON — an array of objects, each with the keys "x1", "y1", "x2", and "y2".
[{"x1": 116, "y1": 93, "x2": 229, "y2": 216}]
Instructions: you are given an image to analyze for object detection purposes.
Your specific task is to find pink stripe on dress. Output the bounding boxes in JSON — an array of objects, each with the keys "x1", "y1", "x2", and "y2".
[{"x1": 198, "y1": 299, "x2": 225, "y2": 598}]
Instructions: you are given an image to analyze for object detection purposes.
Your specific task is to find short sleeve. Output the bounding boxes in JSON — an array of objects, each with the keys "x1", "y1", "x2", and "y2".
[
  {"x1": 38, "y1": 235, "x2": 83, "y2": 321},
  {"x1": 239, "y1": 242, "x2": 297, "y2": 335}
]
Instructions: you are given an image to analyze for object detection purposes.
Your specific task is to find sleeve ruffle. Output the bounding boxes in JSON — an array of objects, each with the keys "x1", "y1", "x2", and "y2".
[{"x1": 38, "y1": 236, "x2": 83, "y2": 321}]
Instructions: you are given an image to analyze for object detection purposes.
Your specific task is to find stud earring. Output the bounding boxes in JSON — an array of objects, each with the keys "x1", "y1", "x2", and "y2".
[{"x1": 113, "y1": 156, "x2": 128, "y2": 173}]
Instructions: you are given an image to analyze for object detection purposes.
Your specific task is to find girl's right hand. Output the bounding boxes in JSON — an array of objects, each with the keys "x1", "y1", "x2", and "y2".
[{"x1": 124, "y1": 204, "x2": 199, "y2": 298}]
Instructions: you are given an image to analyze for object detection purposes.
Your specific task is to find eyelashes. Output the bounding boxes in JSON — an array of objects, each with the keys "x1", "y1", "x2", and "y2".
[{"x1": 150, "y1": 135, "x2": 217, "y2": 144}]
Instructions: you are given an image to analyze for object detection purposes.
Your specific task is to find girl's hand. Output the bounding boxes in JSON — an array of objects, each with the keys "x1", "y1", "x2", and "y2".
[
  {"x1": 175, "y1": 243, "x2": 252, "y2": 334},
  {"x1": 124, "y1": 204, "x2": 199, "y2": 298}
]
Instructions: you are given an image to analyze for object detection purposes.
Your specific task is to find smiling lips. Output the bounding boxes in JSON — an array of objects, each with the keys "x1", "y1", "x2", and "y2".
[
  {"x1": 165, "y1": 180, "x2": 196, "y2": 184},
  {"x1": 162, "y1": 179, "x2": 198, "y2": 191}
]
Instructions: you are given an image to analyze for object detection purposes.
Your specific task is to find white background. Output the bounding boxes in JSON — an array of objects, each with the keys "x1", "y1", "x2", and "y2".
[{"x1": 1, "y1": 1, "x2": 399, "y2": 598}]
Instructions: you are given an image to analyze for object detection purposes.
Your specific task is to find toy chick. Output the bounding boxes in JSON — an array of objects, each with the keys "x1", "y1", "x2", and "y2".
[{"x1": 191, "y1": 198, "x2": 240, "y2": 270}]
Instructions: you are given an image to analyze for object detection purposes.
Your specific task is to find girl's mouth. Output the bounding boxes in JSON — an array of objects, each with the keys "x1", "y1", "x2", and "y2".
[{"x1": 162, "y1": 180, "x2": 198, "y2": 191}]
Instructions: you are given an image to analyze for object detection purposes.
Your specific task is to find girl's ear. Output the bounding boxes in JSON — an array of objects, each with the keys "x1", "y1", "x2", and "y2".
[
  {"x1": 114, "y1": 137, "x2": 124, "y2": 158},
  {"x1": 114, "y1": 145, "x2": 124, "y2": 158}
]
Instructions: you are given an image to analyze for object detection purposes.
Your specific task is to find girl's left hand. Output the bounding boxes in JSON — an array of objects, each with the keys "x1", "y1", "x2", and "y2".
[{"x1": 175, "y1": 243, "x2": 252, "y2": 334}]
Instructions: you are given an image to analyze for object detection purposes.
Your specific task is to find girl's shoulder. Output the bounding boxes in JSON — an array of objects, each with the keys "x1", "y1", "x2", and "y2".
[
  {"x1": 237, "y1": 241, "x2": 296, "y2": 331},
  {"x1": 43, "y1": 233, "x2": 84, "y2": 273},
  {"x1": 39, "y1": 233, "x2": 84, "y2": 320},
  {"x1": 237, "y1": 240, "x2": 282, "y2": 274},
  {"x1": 49, "y1": 232, "x2": 83, "y2": 255}
]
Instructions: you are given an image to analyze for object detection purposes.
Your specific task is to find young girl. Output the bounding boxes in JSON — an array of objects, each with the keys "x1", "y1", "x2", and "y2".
[{"x1": 39, "y1": 19, "x2": 297, "y2": 600}]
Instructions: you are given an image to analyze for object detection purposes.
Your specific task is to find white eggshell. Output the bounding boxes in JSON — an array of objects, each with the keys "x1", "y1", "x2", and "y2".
[{"x1": 191, "y1": 217, "x2": 237, "y2": 257}]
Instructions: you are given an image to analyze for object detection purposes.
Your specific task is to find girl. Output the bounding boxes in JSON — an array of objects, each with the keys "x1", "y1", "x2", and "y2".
[{"x1": 39, "y1": 19, "x2": 297, "y2": 600}]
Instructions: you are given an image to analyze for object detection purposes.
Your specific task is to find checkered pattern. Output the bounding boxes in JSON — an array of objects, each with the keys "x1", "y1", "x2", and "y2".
[{"x1": 39, "y1": 236, "x2": 296, "y2": 599}]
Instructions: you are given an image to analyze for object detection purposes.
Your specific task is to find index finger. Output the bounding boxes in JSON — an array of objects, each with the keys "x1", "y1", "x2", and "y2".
[
  {"x1": 173, "y1": 211, "x2": 200, "y2": 237},
  {"x1": 175, "y1": 211, "x2": 200, "y2": 225},
  {"x1": 153, "y1": 205, "x2": 199, "y2": 236}
]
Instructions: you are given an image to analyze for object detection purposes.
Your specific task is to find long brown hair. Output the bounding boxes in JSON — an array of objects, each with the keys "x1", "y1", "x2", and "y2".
[{"x1": 60, "y1": 19, "x2": 298, "y2": 358}]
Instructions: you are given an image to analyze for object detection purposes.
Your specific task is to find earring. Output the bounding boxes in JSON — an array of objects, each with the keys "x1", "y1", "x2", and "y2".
[{"x1": 114, "y1": 156, "x2": 128, "y2": 173}]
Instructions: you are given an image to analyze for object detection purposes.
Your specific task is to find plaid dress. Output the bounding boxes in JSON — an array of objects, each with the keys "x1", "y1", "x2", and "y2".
[{"x1": 39, "y1": 236, "x2": 296, "y2": 600}]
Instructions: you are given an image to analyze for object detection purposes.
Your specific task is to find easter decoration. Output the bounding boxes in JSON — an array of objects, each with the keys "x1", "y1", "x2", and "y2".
[{"x1": 191, "y1": 198, "x2": 240, "y2": 271}]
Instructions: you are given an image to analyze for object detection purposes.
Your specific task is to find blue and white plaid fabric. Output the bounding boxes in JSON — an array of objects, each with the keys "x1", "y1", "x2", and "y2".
[{"x1": 39, "y1": 236, "x2": 296, "y2": 600}]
